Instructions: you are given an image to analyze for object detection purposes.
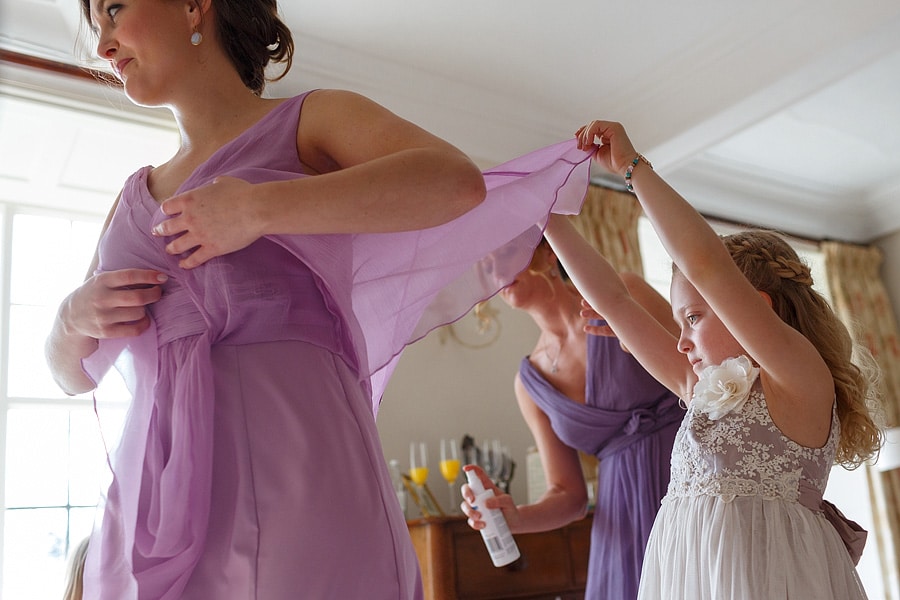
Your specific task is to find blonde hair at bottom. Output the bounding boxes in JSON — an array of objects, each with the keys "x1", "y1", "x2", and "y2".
[{"x1": 62, "y1": 537, "x2": 90, "y2": 600}]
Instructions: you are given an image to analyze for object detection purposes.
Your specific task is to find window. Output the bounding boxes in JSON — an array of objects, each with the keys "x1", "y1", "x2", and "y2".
[
  {"x1": 638, "y1": 216, "x2": 884, "y2": 599},
  {"x1": 1, "y1": 210, "x2": 119, "y2": 599},
  {"x1": 638, "y1": 216, "x2": 831, "y2": 304},
  {"x1": 0, "y1": 90, "x2": 178, "y2": 599}
]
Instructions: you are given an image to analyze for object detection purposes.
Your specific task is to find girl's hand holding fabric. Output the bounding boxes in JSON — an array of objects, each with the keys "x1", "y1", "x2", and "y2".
[
  {"x1": 574, "y1": 120, "x2": 639, "y2": 176},
  {"x1": 154, "y1": 176, "x2": 265, "y2": 269},
  {"x1": 63, "y1": 268, "x2": 167, "y2": 340}
]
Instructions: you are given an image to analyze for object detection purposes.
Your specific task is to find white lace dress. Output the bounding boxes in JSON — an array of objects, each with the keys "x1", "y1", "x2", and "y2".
[{"x1": 638, "y1": 377, "x2": 868, "y2": 599}]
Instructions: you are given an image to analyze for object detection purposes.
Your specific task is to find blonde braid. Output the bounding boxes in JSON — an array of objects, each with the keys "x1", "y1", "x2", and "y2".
[
  {"x1": 758, "y1": 246, "x2": 814, "y2": 287},
  {"x1": 726, "y1": 236, "x2": 814, "y2": 288}
]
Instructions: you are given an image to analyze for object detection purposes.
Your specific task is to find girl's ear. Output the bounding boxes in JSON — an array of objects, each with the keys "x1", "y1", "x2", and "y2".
[{"x1": 758, "y1": 290, "x2": 773, "y2": 308}]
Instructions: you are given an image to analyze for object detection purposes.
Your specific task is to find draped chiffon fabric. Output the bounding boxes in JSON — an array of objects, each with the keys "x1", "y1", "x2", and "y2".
[
  {"x1": 519, "y1": 328, "x2": 683, "y2": 600},
  {"x1": 80, "y1": 91, "x2": 593, "y2": 598}
]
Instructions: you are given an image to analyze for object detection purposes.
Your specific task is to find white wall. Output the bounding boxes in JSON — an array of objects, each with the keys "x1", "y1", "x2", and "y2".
[
  {"x1": 380, "y1": 227, "x2": 900, "y2": 526},
  {"x1": 376, "y1": 300, "x2": 541, "y2": 516}
]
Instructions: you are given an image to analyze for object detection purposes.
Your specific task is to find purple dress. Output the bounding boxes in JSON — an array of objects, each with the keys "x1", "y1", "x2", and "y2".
[
  {"x1": 80, "y1": 92, "x2": 593, "y2": 599},
  {"x1": 520, "y1": 328, "x2": 683, "y2": 600}
]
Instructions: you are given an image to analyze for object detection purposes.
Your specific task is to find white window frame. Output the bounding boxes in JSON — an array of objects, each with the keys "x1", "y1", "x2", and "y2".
[{"x1": 0, "y1": 81, "x2": 178, "y2": 599}]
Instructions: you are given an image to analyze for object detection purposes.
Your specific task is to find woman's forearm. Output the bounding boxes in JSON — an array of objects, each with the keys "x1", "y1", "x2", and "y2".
[
  {"x1": 45, "y1": 296, "x2": 99, "y2": 395},
  {"x1": 257, "y1": 146, "x2": 486, "y2": 235},
  {"x1": 513, "y1": 487, "x2": 589, "y2": 534}
]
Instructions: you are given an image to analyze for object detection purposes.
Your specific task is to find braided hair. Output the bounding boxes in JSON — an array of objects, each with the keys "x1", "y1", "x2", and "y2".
[{"x1": 721, "y1": 230, "x2": 881, "y2": 468}]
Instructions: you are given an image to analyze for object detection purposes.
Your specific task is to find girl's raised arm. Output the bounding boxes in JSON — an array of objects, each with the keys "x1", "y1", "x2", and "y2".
[
  {"x1": 544, "y1": 214, "x2": 691, "y2": 399},
  {"x1": 576, "y1": 121, "x2": 834, "y2": 439}
]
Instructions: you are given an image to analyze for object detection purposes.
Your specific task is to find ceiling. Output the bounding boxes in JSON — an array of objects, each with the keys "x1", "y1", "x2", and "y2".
[{"x1": 2, "y1": 0, "x2": 899, "y2": 243}]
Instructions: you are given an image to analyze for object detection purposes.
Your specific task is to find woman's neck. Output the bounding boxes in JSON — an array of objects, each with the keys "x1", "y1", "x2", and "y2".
[
  {"x1": 529, "y1": 286, "x2": 587, "y2": 393},
  {"x1": 172, "y1": 88, "x2": 273, "y2": 153},
  {"x1": 531, "y1": 285, "x2": 583, "y2": 341}
]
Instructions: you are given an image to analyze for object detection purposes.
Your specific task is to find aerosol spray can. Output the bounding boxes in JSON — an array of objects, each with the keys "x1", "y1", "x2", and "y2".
[{"x1": 465, "y1": 468, "x2": 520, "y2": 567}]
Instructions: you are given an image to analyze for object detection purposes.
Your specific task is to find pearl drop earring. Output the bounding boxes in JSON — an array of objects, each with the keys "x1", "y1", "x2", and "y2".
[{"x1": 190, "y1": 31, "x2": 203, "y2": 46}]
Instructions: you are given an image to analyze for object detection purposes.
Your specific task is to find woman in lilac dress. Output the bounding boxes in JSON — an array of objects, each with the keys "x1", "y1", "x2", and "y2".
[
  {"x1": 462, "y1": 239, "x2": 683, "y2": 599},
  {"x1": 45, "y1": 1, "x2": 593, "y2": 598}
]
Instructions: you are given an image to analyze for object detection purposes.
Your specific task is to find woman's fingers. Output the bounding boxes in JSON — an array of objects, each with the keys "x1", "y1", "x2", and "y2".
[
  {"x1": 153, "y1": 177, "x2": 262, "y2": 269},
  {"x1": 68, "y1": 269, "x2": 167, "y2": 339}
]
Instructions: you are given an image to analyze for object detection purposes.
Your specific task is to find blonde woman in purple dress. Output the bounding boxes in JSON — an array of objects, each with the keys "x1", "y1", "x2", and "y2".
[
  {"x1": 542, "y1": 120, "x2": 882, "y2": 599},
  {"x1": 462, "y1": 240, "x2": 682, "y2": 599},
  {"x1": 44, "y1": 1, "x2": 593, "y2": 597}
]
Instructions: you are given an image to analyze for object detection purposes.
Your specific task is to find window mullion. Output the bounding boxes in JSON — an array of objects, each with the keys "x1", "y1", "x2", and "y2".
[{"x1": 0, "y1": 202, "x2": 12, "y2": 588}]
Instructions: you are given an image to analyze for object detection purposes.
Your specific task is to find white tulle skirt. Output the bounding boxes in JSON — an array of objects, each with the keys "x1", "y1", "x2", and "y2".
[{"x1": 637, "y1": 494, "x2": 868, "y2": 600}]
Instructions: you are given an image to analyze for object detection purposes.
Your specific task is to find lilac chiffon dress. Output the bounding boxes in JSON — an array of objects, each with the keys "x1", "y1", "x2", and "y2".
[
  {"x1": 81, "y1": 91, "x2": 593, "y2": 599},
  {"x1": 520, "y1": 329, "x2": 683, "y2": 600}
]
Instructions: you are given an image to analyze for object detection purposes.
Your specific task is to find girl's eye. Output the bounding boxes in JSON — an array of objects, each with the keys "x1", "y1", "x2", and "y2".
[
  {"x1": 106, "y1": 4, "x2": 122, "y2": 20},
  {"x1": 686, "y1": 314, "x2": 699, "y2": 325}
]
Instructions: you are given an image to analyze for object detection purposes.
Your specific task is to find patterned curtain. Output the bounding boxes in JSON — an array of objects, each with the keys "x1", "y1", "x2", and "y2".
[
  {"x1": 823, "y1": 240, "x2": 900, "y2": 598},
  {"x1": 567, "y1": 184, "x2": 645, "y2": 274}
]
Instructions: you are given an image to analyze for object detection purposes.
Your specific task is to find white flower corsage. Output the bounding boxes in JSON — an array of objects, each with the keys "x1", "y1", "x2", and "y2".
[{"x1": 691, "y1": 355, "x2": 760, "y2": 420}]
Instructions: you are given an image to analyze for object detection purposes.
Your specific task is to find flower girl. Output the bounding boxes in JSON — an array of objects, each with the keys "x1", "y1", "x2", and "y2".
[{"x1": 541, "y1": 120, "x2": 882, "y2": 599}]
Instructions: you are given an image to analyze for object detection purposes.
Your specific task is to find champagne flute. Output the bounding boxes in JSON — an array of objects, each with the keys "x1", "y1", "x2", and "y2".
[
  {"x1": 409, "y1": 441, "x2": 429, "y2": 489},
  {"x1": 482, "y1": 438, "x2": 502, "y2": 485},
  {"x1": 440, "y1": 438, "x2": 461, "y2": 513}
]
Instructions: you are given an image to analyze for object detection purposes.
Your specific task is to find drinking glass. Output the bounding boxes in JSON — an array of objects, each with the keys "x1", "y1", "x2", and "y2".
[
  {"x1": 482, "y1": 438, "x2": 503, "y2": 485},
  {"x1": 409, "y1": 441, "x2": 429, "y2": 488},
  {"x1": 440, "y1": 438, "x2": 461, "y2": 513}
]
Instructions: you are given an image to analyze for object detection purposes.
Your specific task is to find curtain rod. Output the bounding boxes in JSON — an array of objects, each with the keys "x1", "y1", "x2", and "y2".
[{"x1": 0, "y1": 48, "x2": 117, "y2": 86}]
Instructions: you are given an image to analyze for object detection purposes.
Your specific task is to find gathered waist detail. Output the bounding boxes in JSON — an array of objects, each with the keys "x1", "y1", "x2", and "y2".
[
  {"x1": 152, "y1": 287, "x2": 207, "y2": 345},
  {"x1": 596, "y1": 396, "x2": 684, "y2": 460},
  {"x1": 150, "y1": 283, "x2": 342, "y2": 353}
]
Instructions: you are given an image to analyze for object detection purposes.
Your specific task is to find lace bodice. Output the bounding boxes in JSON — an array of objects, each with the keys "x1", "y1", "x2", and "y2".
[{"x1": 667, "y1": 383, "x2": 838, "y2": 506}]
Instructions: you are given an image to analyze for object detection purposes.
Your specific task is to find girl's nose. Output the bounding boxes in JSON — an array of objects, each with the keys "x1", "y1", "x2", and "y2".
[{"x1": 676, "y1": 332, "x2": 691, "y2": 355}]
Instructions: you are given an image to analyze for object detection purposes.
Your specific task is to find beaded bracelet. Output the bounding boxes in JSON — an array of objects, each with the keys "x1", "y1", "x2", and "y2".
[{"x1": 624, "y1": 154, "x2": 652, "y2": 192}]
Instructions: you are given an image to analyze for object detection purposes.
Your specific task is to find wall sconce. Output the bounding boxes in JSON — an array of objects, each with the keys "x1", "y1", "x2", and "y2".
[
  {"x1": 876, "y1": 426, "x2": 900, "y2": 472},
  {"x1": 438, "y1": 300, "x2": 502, "y2": 349}
]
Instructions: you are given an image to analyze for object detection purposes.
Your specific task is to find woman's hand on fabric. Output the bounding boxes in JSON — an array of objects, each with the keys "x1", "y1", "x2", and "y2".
[
  {"x1": 460, "y1": 464, "x2": 521, "y2": 531},
  {"x1": 580, "y1": 299, "x2": 617, "y2": 337},
  {"x1": 154, "y1": 176, "x2": 266, "y2": 269},
  {"x1": 574, "y1": 120, "x2": 638, "y2": 177},
  {"x1": 62, "y1": 268, "x2": 166, "y2": 340}
]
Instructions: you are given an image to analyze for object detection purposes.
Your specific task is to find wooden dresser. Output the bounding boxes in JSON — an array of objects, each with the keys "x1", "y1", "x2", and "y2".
[{"x1": 406, "y1": 514, "x2": 591, "y2": 600}]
